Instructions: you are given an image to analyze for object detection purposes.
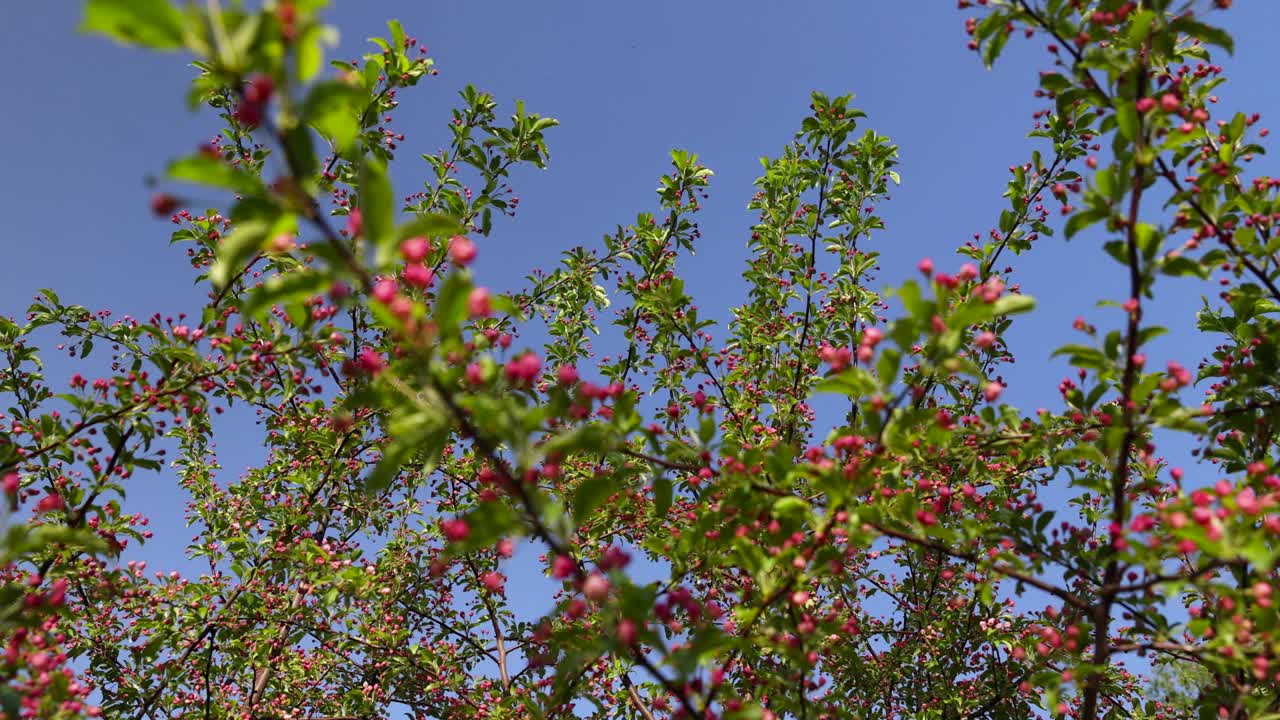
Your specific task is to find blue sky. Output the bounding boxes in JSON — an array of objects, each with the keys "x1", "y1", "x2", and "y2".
[{"x1": 3, "y1": 0, "x2": 1280, "y2": 700}]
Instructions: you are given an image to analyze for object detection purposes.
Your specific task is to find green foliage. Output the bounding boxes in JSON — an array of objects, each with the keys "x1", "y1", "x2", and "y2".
[{"x1": 5, "y1": 2, "x2": 1279, "y2": 719}]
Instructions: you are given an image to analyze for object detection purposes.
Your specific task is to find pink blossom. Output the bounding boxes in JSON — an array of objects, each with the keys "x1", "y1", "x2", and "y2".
[{"x1": 449, "y1": 235, "x2": 477, "y2": 265}]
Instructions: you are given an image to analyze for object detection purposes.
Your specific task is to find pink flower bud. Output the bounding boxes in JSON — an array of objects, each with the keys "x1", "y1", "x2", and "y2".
[
  {"x1": 243, "y1": 74, "x2": 274, "y2": 105},
  {"x1": 402, "y1": 264, "x2": 434, "y2": 289},
  {"x1": 496, "y1": 538, "x2": 515, "y2": 558},
  {"x1": 557, "y1": 364, "x2": 580, "y2": 386},
  {"x1": 449, "y1": 235, "x2": 477, "y2": 265},
  {"x1": 357, "y1": 348, "x2": 386, "y2": 375},
  {"x1": 441, "y1": 518, "x2": 470, "y2": 542},
  {"x1": 372, "y1": 279, "x2": 398, "y2": 304},
  {"x1": 481, "y1": 571, "x2": 505, "y2": 593},
  {"x1": 552, "y1": 554, "x2": 576, "y2": 579},
  {"x1": 467, "y1": 287, "x2": 492, "y2": 318},
  {"x1": 345, "y1": 209, "x2": 363, "y2": 238},
  {"x1": 36, "y1": 493, "x2": 64, "y2": 513},
  {"x1": 401, "y1": 236, "x2": 430, "y2": 263},
  {"x1": 617, "y1": 619, "x2": 637, "y2": 645},
  {"x1": 582, "y1": 572, "x2": 610, "y2": 601}
]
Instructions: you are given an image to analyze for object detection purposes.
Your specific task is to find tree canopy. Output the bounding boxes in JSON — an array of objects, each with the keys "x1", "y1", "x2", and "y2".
[{"x1": 2, "y1": 1, "x2": 1277, "y2": 719}]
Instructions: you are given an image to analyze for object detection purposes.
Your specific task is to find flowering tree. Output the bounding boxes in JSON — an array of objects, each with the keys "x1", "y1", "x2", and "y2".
[{"x1": 2, "y1": 0, "x2": 1277, "y2": 718}]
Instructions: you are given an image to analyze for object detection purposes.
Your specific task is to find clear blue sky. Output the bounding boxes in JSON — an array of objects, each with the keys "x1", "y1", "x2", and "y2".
[{"x1": 3, "y1": 0, "x2": 1279, "y2": 641}]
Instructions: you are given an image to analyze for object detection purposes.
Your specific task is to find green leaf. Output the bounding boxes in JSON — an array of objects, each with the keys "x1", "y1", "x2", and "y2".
[
  {"x1": 1115, "y1": 103, "x2": 1139, "y2": 142},
  {"x1": 296, "y1": 24, "x2": 325, "y2": 82},
  {"x1": 414, "y1": 427, "x2": 450, "y2": 481},
  {"x1": 981, "y1": 26, "x2": 1010, "y2": 69},
  {"x1": 301, "y1": 82, "x2": 367, "y2": 153},
  {"x1": 366, "y1": 440, "x2": 411, "y2": 493},
  {"x1": 896, "y1": 280, "x2": 928, "y2": 319},
  {"x1": 452, "y1": 502, "x2": 519, "y2": 553},
  {"x1": 226, "y1": 13, "x2": 261, "y2": 67},
  {"x1": 1039, "y1": 73, "x2": 1071, "y2": 93},
  {"x1": 572, "y1": 475, "x2": 614, "y2": 525},
  {"x1": 1052, "y1": 343, "x2": 1107, "y2": 371},
  {"x1": 211, "y1": 220, "x2": 269, "y2": 288},
  {"x1": 26, "y1": 524, "x2": 109, "y2": 556},
  {"x1": 1064, "y1": 208, "x2": 1107, "y2": 240},
  {"x1": 388, "y1": 19, "x2": 406, "y2": 53},
  {"x1": 81, "y1": 0, "x2": 185, "y2": 50},
  {"x1": 282, "y1": 124, "x2": 318, "y2": 180},
  {"x1": 876, "y1": 346, "x2": 901, "y2": 385},
  {"x1": 433, "y1": 270, "x2": 471, "y2": 336},
  {"x1": 360, "y1": 158, "x2": 395, "y2": 247},
  {"x1": 653, "y1": 476, "x2": 673, "y2": 519},
  {"x1": 397, "y1": 213, "x2": 465, "y2": 243},
  {"x1": 772, "y1": 496, "x2": 809, "y2": 523},
  {"x1": 0, "y1": 687, "x2": 21, "y2": 720},
  {"x1": 991, "y1": 294, "x2": 1035, "y2": 316},
  {"x1": 240, "y1": 270, "x2": 329, "y2": 320},
  {"x1": 168, "y1": 154, "x2": 262, "y2": 194},
  {"x1": 815, "y1": 368, "x2": 878, "y2": 398},
  {"x1": 1128, "y1": 10, "x2": 1157, "y2": 45},
  {"x1": 1170, "y1": 17, "x2": 1235, "y2": 56},
  {"x1": 362, "y1": 58, "x2": 381, "y2": 90},
  {"x1": 1160, "y1": 256, "x2": 1209, "y2": 279},
  {"x1": 542, "y1": 423, "x2": 612, "y2": 458}
]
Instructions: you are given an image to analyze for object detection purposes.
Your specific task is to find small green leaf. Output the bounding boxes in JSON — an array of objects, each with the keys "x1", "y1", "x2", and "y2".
[
  {"x1": 876, "y1": 346, "x2": 901, "y2": 385},
  {"x1": 366, "y1": 440, "x2": 411, "y2": 493},
  {"x1": 81, "y1": 0, "x2": 185, "y2": 50},
  {"x1": 301, "y1": 82, "x2": 367, "y2": 153},
  {"x1": 360, "y1": 158, "x2": 395, "y2": 247},
  {"x1": 572, "y1": 475, "x2": 614, "y2": 525},
  {"x1": 772, "y1": 496, "x2": 809, "y2": 523},
  {"x1": 0, "y1": 687, "x2": 22, "y2": 720},
  {"x1": 433, "y1": 270, "x2": 471, "y2": 336},
  {"x1": 240, "y1": 270, "x2": 329, "y2": 320},
  {"x1": 815, "y1": 368, "x2": 878, "y2": 398},
  {"x1": 991, "y1": 294, "x2": 1035, "y2": 316},
  {"x1": 653, "y1": 476, "x2": 673, "y2": 519},
  {"x1": 1170, "y1": 16, "x2": 1235, "y2": 55},
  {"x1": 282, "y1": 124, "x2": 318, "y2": 180},
  {"x1": 1039, "y1": 73, "x2": 1071, "y2": 93},
  {"x1": 27, "y1": 524, "x2": 109, "y2": 556},
  {"x1": 1051, "y1": 343, "x2": 1107, "y2": 371},
  {"x1": 981, "y1": 26, "x2": 1010, "y2": 68},
  {"x1": 896, "y1": 280, "x2": 928, "y2": 319},
  {"x1": 388, "y1": 19, "x2": 406, "y2": 53},
  {"x1": 396, "y1": 213, "x2": 465, "y2": 243},
  {"x1": 1160, "y1": 256, "x2": 1209, "y2": 279},
  {"x1": 412, "y1": 426, "x2": 450, "y2": 482},
  {"x1": 296, "y1": 24, "x2": 325, "y2": 82},
  {"x1": 1115, "y1": 103, "x2": 1139, "y2": 141},
  {"x1": 1065, "y1": 208, "x2": 1107, "y2": 240},
  {"x1": 226, "y1": 13, "x2": 261, "y2": 67},
  {"x1": 168, "y1": 154, "x2": 262, "y2": 194},
  {"x1": 211, "y1": 220, "x2": 270, "y2": 288},
  {"x1": 542, "y1": 423, "x2": 612, "y2": 458},
  {"x1": 451, "y1": 502, "x2": 519, "y2": 553},
  {"x1": 1128, "y1": 10, "x2": 1157, "y2": 45}
]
